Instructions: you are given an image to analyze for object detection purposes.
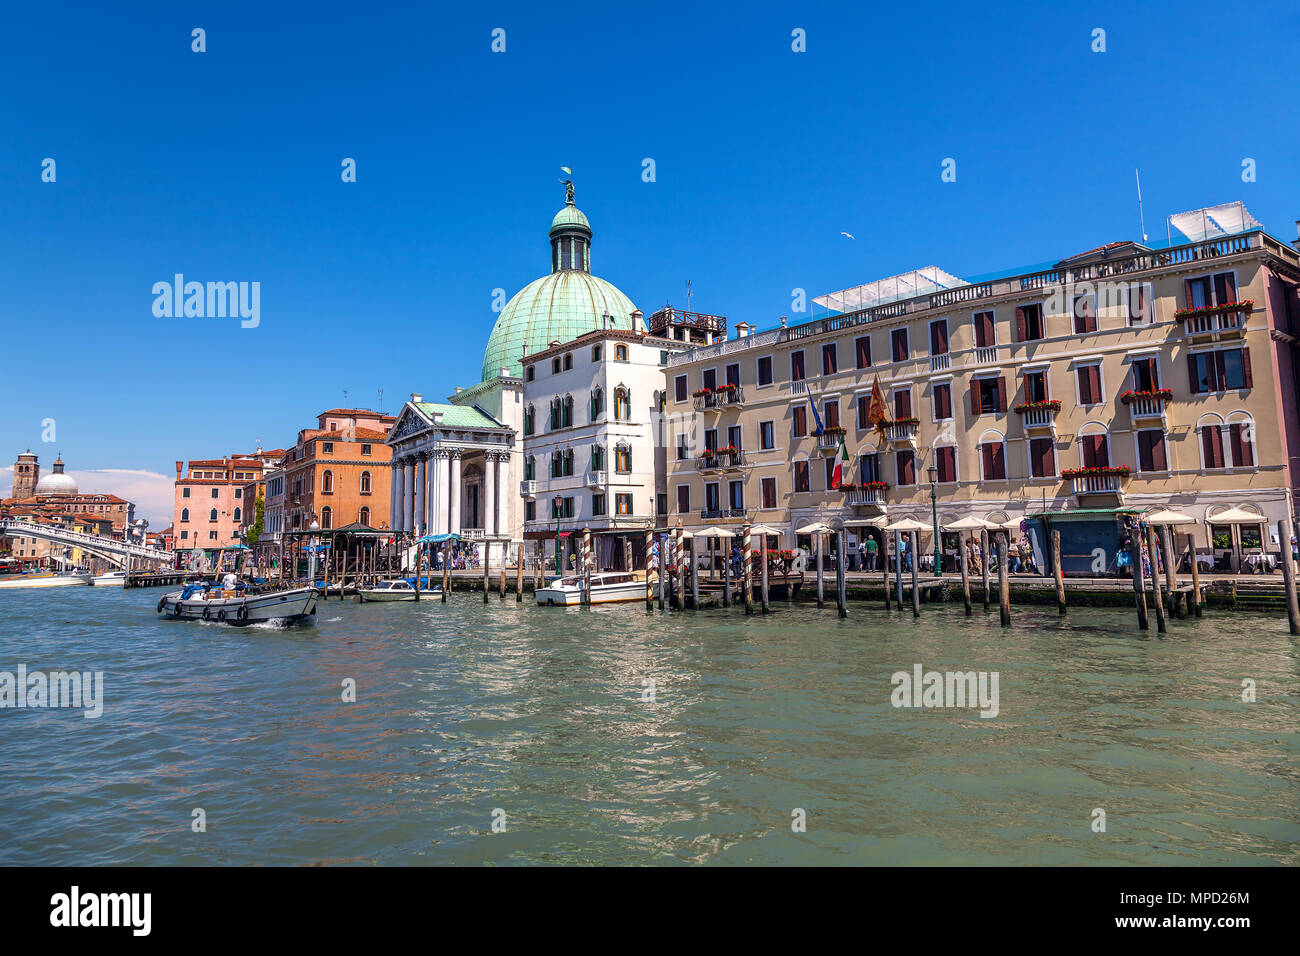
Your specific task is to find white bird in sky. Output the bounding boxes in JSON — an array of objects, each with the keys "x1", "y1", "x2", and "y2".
[
  {"x1": 560, "y1": 166, "x2": 572, "y2": 175},
  {"x1": 840, "y1": 231, "x2": 855, "y2": 239}
]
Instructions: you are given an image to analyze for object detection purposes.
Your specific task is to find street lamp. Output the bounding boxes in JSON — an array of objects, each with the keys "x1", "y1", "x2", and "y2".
[
  {"x1": 308, "y1": 517, "x2": 320, "y2": 583},
  {"x1": 927, "y1": 464, "x2": 941, "y2": 574}
]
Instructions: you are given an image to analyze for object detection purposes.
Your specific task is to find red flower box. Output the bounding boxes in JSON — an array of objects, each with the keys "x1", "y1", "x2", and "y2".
[{"x1": 1119, "y1": 388, "x2": 1172, "y2": 404}]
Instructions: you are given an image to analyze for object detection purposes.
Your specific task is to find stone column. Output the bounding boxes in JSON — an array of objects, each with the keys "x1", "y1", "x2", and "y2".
[
  {"x1": 389, "y1": 458, "x2": 400, "y2": 531},
  {"x1": 449, "y1": 451, "x2": 463, "y2": 536},
  {"x1": 413, "y1": 456, "x2": 426, "y2": 535},
  {"x1": 426, "y1": 450, "x2": 440, "y2": 536},
  {"x1": 484, "y1": 451, "x2": 497, "y2": 537},
  {"x1": 433, "y1": 452, "x2": 450, "y2": 535},
  {"x1": 402, "y1": 459, "x2": 415, "y2": 532}
]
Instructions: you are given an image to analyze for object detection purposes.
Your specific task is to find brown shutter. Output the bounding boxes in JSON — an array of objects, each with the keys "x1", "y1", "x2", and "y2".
[
  {"x1": 1241, "y1": 347, "x2": 1253, "y2": 387},
  {"x1": 1014, "y1": 306, "x2": 1026, "y2": 342},
  {"x1": 1187, "y1": 353, "x2": 1200, "y2": 394},
  {"x1": 1089, "y1": 366, "x2": 1101, "y2": 403},
  {"x1": 1153, "y1": 433, "x2": 1168, "y2": 471},
  {"x1": 981, "y1": 443, "x2": 993, "y2": 479},
  {"x1": 1184, "y1": 279, "x2": 1195, "y2": 309},
  {"x1": 1217, "y1": 272, "x2": 1237, "y2": 304},
  {"x1": 996, "y1": 376, "x2": 1007, "y2": 412},
  {"x1": 970, "y1": 380, "x2": 979, "y2": 415}
]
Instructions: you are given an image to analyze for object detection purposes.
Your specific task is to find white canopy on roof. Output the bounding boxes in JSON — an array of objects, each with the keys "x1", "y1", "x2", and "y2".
[
  {"x1": 1168, "y1": 202, "x2": 1261, "y2": 242},
  {"x1": 813, "y1": 265, "x2": 967, "y2": 314}
]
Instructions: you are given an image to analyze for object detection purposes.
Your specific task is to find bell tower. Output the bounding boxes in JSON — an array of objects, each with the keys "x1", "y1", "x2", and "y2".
[{"x1": 11, "y1": 450, "x2": 39, "y2": 499}]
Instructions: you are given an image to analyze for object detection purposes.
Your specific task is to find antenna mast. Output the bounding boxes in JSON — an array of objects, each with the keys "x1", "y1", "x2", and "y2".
[{"x1": 1135, "y1": 169, "x2": 1148, "y2": 242}]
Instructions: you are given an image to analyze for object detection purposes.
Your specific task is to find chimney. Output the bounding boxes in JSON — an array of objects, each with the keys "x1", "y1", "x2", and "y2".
[
  {"x1": 736, "y1": 322, "x2": 754, "y2": 337},
  {"x1": 175, "y1": 461, "x2": 182, "y2": 478},
  {"x1": 630, "y1": 309, "x2": 643, "y2": 329},
  {"x1": 779, "y1": 315, "x2": 788, "y2": 328},
  {"x1": 410, "y1": 392, "x2": 422, "y2": 403}
]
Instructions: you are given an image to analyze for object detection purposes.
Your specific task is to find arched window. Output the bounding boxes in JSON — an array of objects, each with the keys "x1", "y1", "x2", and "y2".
[
  {"x1": 1078, "y1": 422, "x2": 1111, "y2": 469},
  {"x1": 1225, "y1": 411, "x2": 1256, "y2": 468},
  {"x1": 233, "y1": 507, "x2": 241, "y2": 522},
  {"x1": 181, "y1": 508, "x2": 189, "y2": 523},
  {"x1": 977, "y1": 430, "x2": 1007, "y2": 481},
  {"x1": 321, "y1": 507, "x2": 332, "y2": 529},
  {"x1": 209, "y1": 508, "x2": 218, "y2": 522},
  {"x1": 615, "y1": 344, "x2": 629, "y2": 361},
  {"x1": 933, "y1": 443, "x2": 958, "y2": 483},
  {"x1": 562, "y1": 395, "x2": 574, "y2": 427},
  {"x1": 321, "y1": 470, "x2": 334, "y2": 493},
  {"x1": 591, "y1": 445, "x2": 605, "y2": 471},
  {"x1": 565, "y1": 449, "x2": 574, "y2": 475},
  {"x1": 591, "y1": 387, "x2": 603, "y2": 420},
  {"x1": 360, "y1": 471, "x2": 372, "y2": 494},
  {"x1": 563, "y1": 352, "x2": 573, "y2": 371},
  {"x1": 359, "y1": 507, "x2": 370, "y2": 526},
  {"x1": 615, "y1": 442, "x2": 632, "y2": 473},
  {"x1": 614, "y1": 387, "x2": 631, "y2": 421},
  {"x1": 524, "y1": 404, "x2": 535, "y2": 436}
]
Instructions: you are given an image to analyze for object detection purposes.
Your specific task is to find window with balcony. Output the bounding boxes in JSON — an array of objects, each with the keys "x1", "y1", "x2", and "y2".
[
  {"x1": 728, "y1": 480, "x2": 744, "y2": 510},
  {"x1": 792, "y1": 405, "x2": 807, "y2": 438},
  {"x1": 822, "y1": 343, "x2": 838, "y2": 376},
  {"x1": 794, "y1": 460, "x2": 810, "y2": 493},
  {"x1": 1079, "y1": 430, "x2": 1110, "y2": 468},
  {"x1": 675, "y1": 435, "x2": 688, "y2": 461},
  {"x1": 1136, "y1": 429, "x2": 1168, "y2": 473},
  {"x1": 929, "y1": 320, "x2": 949, "y2": 356},
  {"x1": 935, "y1": 446, "x2": 957, "y2": 483},
  {"x1": 704, "y1": 428, "x2": 718, "y2": 453},
  {"x1": 1189, "y1": 348, "x2": 1252, "y2": 393},
  {"x1": 757, "y1": 355, "x2": 773, "y2": 386},
  {"x1": 1029, "y1": 437, "x2": 1056, "y2": 478},
  {"x1": 980, "y1": 439, "x2": 1006, "y2": 480},
  {"x1": 727, "y1": 425, "x2": 743, "y2": 450},
  {"x1": 896, "y1": 449, "x2": 916, "y2": 485},
  {"x1": 893, "y1": 389, "x2": 912, "y2": 419},
  {"x1": 725, "y1": 363, "x2": 740, "y2": 388},
  {"x1": 1072, "y1": 293, "x2": 1097, "y2": 333},
  {"x1": 1184, "y1": 271, "x2": 1237, "y2": 309},
  {"x1": 1130, "y1": 357, "x2": 1159, "y2": 392},
  {"x1": 790, "y1": 350, "x2": 805, "y2": 382},
  {"x1": 891, "y1": 328, "x2": 909, "y2": 363},
  {"x1": 761, "y1": 477, "x2": 777, "y2": 509},
  {"x1": 705, "y1": 482, "x2": 721, "y2": 512},
  {"x1": 524, "y1": 456, "x2": 535, "y2": 480},
  {"x1": 702, "y1": 368, "x2": 717, "y2": 392},
  {"x1": 1075, "y1": 364, "x2": 1102, "y2": 406},
  {"x1": 973, "y1": 310, "x2": 996, "y2": 348},
  {"x1": 859, "y1": 453, "x2": 881, "y2": 483},
  {"x1": 1024, "y1": 369, "x2": 1049, "y2": 403},
  {"x1": 759, "y1": 421, "x2": 774, "y2": 449},
  {"x1": 970, "y1": 377, "x2": 1005, "y2": 415},
  {"x1": 1015, "y1": 303, "x2": 1045, "y2": 341},
  {"x1": 824, "y1": 401, "x2": 839, "y2": 429},
  {"x1": 591, "y1": 445, "x2": 606, "y2": 471},
  {"x1": 855, "y1": 335, "x2": 872, "y2": 368},
  {"x1": 932, "y1": 382, "x2": 952, "y2": 420}
]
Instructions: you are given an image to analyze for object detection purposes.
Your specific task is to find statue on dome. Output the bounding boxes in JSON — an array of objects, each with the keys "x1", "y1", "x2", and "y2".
[{"x1": 558, "y1": 177, "x2": 575, "y2": 205}]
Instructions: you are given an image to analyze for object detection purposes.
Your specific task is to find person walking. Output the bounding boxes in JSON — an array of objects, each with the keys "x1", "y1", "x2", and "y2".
[{"x1": 864, "y1": 535, "x2": 878, "y2": 572}]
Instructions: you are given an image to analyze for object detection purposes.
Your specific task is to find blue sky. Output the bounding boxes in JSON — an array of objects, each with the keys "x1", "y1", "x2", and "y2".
[{"x1": 3, "y1": 0, "x2": 1298, "y2": 523}]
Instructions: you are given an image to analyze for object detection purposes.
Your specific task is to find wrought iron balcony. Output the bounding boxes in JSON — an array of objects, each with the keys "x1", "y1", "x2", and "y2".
[
  {"x1": 1069, "y1": 471, "x2": 1127, "y2": 497},
  {"x1": 844, "y1": 485, "x2": 888, "y2": 507},
  {"x1": 1014, "y1": 401, "x2": 1060, "y2": 432},
  {"x1": 1122, "y1": 391, "x2": 1170, "y2": 421},
  {"x1": 817, "y1": 430, "x2": 847, "y2": 452},
  {"x1": 695, "y1": 450, "x2": 746, "y2": 471},
  {"x1": 883, "y1": 420, "x2": 919, "y2": 444},
  {"x1": 693, "y1": 385, "x2": 744, "y2": 411}
]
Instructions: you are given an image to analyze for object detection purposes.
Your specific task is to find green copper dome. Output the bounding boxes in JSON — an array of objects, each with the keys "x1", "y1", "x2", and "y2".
[{"x1": 481, "y1": 197, "x2": 643, "y2": 381}]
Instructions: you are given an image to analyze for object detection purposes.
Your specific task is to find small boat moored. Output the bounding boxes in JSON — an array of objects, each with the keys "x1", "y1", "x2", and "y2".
[
  {"x1": 92, "y1": 570, "x2": 127, "y2": 587},
  {"x1": 357, "y1": 579, "x2": 438, "y2": 602},
  {"x1": 157, "y1": 582, "x2": 319, "y2": 625},
  {"x1": 0, "y1": 570, "x2": 93, "y2": 589},
  {"x1": 536, "y1": 571, "x2": 645, "y2": 606}
]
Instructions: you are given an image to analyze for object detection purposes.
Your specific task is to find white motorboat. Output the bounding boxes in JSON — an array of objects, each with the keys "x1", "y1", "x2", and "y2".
[
  {"x1": 157, "y1": 583, "x2": 319, "y2": 625},
  {"x1": 357, "y1": 579, "x2": 442, "y2": 602},
  {"x1": 0, "y1": 570, "x2": 93, "y2": 589},
  {"x1": 92, "y1": 570, "x2": 127, "y2": 587},
  {"x1": 536, "y1": 571, "x2": 645, "y2": 606}
]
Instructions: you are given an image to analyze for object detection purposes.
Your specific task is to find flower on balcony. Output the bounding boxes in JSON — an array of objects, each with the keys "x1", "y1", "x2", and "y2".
[
  {"x1": 1119, "y1": 388, "x2": 1173, "y2": 404},
  {"x1": 1060, "y1": 465, "x2": 1131, "y2": 478},
  {"x1": 1013, "y1": 399, "x2": 1062, "y2": 414},
  {"x1": 821, "y1": 425, "x2": 847, "y2": 437},
  {"x1": 884, "y1": 417, "x2": 920, "y2": 427},
  {"x1": 771, "y1": 549, "x2": 797, "y2": 561},
  {"x1": 842, "y1": 480, "x2": 889, "y2": 492},
  {"x1": 692, "y1": 387, "x2": 713, "y2": 397},
  {"x1": 1173, "y1": 299, "x2": 1253, "y2": 319}
]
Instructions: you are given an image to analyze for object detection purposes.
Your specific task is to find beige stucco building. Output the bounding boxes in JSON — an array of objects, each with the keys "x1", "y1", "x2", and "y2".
[{"x1": 662, "y1": 205, "x2": 1300, "y2": 570}]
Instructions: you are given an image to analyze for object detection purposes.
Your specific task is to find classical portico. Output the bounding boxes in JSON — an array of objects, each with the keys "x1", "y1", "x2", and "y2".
[{"x1": 386, "y1": 397, "x2": 515, "y2": 546}]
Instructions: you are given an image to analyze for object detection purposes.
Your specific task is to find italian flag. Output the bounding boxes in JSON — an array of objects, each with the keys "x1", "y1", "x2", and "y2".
[{"x1": 831, "y1": 437, "x2": 850, "y2": 489}]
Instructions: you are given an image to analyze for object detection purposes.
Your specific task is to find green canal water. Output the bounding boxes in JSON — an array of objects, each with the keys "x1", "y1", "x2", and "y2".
[{"x1": 0, "y1": 587, "x2": 1296, "y2": 865}]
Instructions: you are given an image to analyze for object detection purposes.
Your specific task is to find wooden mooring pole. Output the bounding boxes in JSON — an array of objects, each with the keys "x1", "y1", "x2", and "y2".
[
  {"x1": 742, "y1": 525, "x2": 752, "y2": 615},
  {"x1": 909, "y1": 530, "x2": 920, "y2": 618},
  {"x1": 722, "y1": 536, "x2": 732, "y2": 607},
  {"x1": 1052, "y1": 529, "x2": 1067, "y2": 615},
  {"x1": 759, "y1": 532, "x2": 770, "y2": 614},
  {"x1": 582, "y1": 528, "x2": 592, "y2": 607},
  {"x1": 1186, "y1": 532, "x2": 1202, "y2": 617},
  {"x1": 1160, "y1": 524, "x2": 1180, "y2": 618},
  {"x1": 894, "y1": 530, "x2": 903, "y2": 610},
  {"x1": 482, "y1": 540, "x2": 491, "y2": 603},
  {"x1": 516, "y1": 544, "x2": 524, "y2": 602},
  {"x1": 980, "y1": 528, "x2": 991, "y2": 612},
  {"x1": 836, "y1": 530, "x2": 847, "y2": 618},
  {"x1": 1145, "y1": 524, "x2": 1166, "y2": 634},
  {"x1": 997, "y1": 533, "x2": 1011, "y2": 627},
  {"x1": 644, "y1": 530, "x2": 654, "y2": 613},
  {"x1": 690, "y1": 538, "x2": 700, "y2": 610},
  {"x1": 1279, "y1": 518, "x2": 1299, "y2": 636},
  {"x1": 960, "y1": 532, "x2": 972, "y2": 616},
  {"x1": 815, "y1": 534, "x2": 825, "y2": 608},
  {"x1": 1127, "y1": 523, "x2": 1148, "y2": 630}
]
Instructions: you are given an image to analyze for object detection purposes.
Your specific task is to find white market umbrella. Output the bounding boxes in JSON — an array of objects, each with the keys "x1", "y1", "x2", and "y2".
[
  {"x1": 884, "y1": 517, "x2": 931, "y2": 532},
  {"x1": 1144, "y1": 508, "x2": 1195, "y2": 525},
  {"x1": 1207, "y1": 507, "x2": 1264, "y2": 524},
  {"x1": 697, "y1": 526, "x2": 734, "y2": 538},
  {"x1": 944, "y1": 516, "x2": 997, "y2": 531},
  {"x1": 795, "y1": 522, "x2": 835, "y2": 534},
  {"x1": 746, "y1": 524, "x2": 783, "y2": 535}
]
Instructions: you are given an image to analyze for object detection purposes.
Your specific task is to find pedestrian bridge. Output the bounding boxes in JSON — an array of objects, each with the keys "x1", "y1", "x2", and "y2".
[{"x1": 1, "y1": 519, "x2": 174, "y2": 568}]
